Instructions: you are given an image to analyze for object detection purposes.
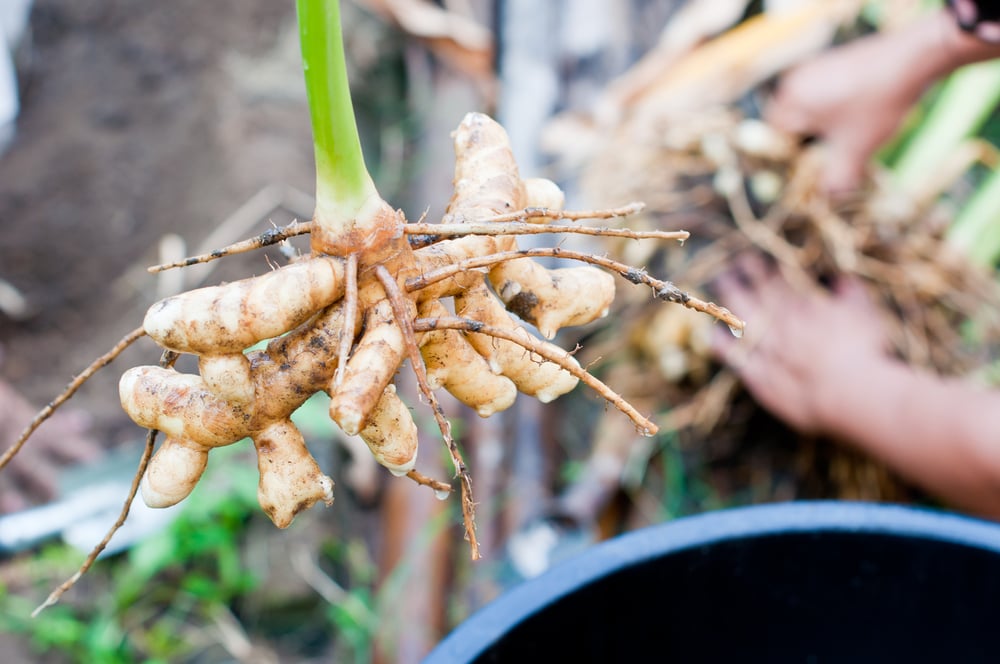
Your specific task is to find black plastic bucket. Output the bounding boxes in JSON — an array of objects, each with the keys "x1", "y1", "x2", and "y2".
[{"x1": 427, "y1": 502, "x2": 1000, "y2": 663}]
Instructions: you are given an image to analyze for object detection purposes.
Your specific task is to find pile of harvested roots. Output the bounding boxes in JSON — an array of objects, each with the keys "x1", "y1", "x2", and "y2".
[
  {"x1": 567, "y1": 106, "x2": 1000, "y2": 506},
  {"x1": 545, "y1": 3, "x2": 1000, "y2": 505}
]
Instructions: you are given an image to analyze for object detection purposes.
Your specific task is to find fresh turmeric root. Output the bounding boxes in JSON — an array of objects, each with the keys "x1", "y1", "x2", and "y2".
[{"x1": 3, "y1": 113, "x2": 743, "y2": 612}]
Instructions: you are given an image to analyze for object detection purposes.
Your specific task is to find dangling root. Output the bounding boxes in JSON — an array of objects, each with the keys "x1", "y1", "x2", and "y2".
[
  {"x1": 146, "y1": 220, "x2": 314, "y2": 273},
  {"x1": 403, "y1": 221, "x2": 688, "y2": 242},
  {"x1": 146, "y1": 203, "x2": 675, "y2": 275},
  {"x1": 334, "y1": 252, "x2": 359, "y2": 390},
  {"x1": 10, "y1": 112, "x2": 742, "y2": 609},
  {"x1": 0, "y1": 326, "x2": 146, "y2": 473},
  {"x1": 375, "y1": 265, "x2": 479, "y2": 558},
  {"x1": 471, "y1": 201, "x2": 645, "y2": 224},
  {"x1": 33, "y1": 426, "x2": 159, "y2": 617},
  {"x1": 406, "y1": 469, "x2": 452, "y2": 495},
  {"x1": 414, "y1": 316, "x2": 657, "y2": 436},
  {"x1": 405, "y1": 247, "x2": 746, "y2": 334},
  {"x1": 31, "y1": 348, "x2": 180, "y2": 616}
]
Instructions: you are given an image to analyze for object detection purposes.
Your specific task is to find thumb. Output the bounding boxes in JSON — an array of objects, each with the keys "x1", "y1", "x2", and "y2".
[
  {"x1": 764, "y1": 92, "x2": 814, "y2": 137},
  {"x1": 820, "y1": 141, "x2": 867, "y2": 196}
]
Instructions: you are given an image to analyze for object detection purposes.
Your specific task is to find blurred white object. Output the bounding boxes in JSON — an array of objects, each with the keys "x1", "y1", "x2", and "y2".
[
  {"x1": 0, "y1": 0, "x2": 33, "y2": 156},
  {"x1": 0, "y1": 276, "x2": 31, "y2": 319},
  {"x1": 0, "y1": 446, "x2": 182, "y2": 556},
  {"x1": 0, "y1": 481, "x2": 181, "y2": 556}
]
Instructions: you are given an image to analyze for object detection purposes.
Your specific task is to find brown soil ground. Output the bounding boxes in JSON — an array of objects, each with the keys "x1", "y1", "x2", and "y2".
[{"x1": 0, "y1": 0, "x2": 316, "y2": 441}]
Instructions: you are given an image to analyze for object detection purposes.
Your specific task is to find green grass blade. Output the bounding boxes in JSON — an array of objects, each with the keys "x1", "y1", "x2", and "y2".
[
  {"x1": 892, "y1": 60, "x2": 1000, "y2": 194},
  {"x1": 947, "y1": 166, "x2": 1000, "y2": 266}
]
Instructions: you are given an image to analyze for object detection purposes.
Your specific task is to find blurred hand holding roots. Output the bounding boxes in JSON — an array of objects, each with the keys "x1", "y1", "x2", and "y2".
[{"x1": 545, "y1": 1, "x2": 1000, "y2": 504}]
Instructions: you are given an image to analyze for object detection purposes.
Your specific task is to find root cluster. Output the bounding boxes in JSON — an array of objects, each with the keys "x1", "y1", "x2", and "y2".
[
  {"x1": 2, "y1": 112, "x2": 742, "y2": 613},
  {"x1": 572, "y1": 104, "x2": 1000, "y2": 500},
  {"x1": 126, "y1": 112, "x2": 743, "y2": 549}
]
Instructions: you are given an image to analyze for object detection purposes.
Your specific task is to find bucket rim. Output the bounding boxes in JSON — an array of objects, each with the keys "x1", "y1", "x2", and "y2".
[{"x1": 426, "y1": 501, "x2": 1000, "y2": 663}]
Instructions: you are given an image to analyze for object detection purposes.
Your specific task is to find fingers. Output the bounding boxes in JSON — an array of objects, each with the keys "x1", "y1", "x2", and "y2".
[
  {"x1": 712, "y1": 252, "x2": 785, "y2": 321},
  {"x1": 709, "y1": 253, "x2": 776, "y2": 362},
  {"x1": 711, "y1": 268, "x2": 753, "y2": 315},
  {"x1": 766, "y1": 80, "x2": 869, "y2": 196},
  {"x1": 709, "y1": 322, "x2": 737, "y2": 362}
]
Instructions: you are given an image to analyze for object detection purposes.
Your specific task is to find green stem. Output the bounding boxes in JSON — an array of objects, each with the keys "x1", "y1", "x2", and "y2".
[
  {"x1": 947, "y1": 166, "x2": 1000, "y2": 266},
  {"x1": 296, "y1": 0, "x2": 378, "y2": 229},
  {"x1": 891, "y1": 60, "x2": 1000, "y2": 194}
]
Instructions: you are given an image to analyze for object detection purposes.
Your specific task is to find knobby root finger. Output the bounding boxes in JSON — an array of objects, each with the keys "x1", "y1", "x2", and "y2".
[
  {"x1": 253, "y1": 419, "x2": 334, "y2": 529},
  {"x1": 140, "y1": 437, "x2": 210, "y2": 508},
  {"x1": 406, "y1": 247, "x2": 746, "y2": 334},
  {"x1": 375, "y1": 265, "x2": 479, "y2": 560},
  {"x1": 334, "y1": 252, "x2": 359, "y2": 390},
  {"x1": 488, "y1": 258, "x2": 615, "y2": 339},
  {"x1": 358, "y1": 384, "x2": 418, "y2": 476},
  {"x1": 328, "y1": 297, "x2": 405, "y2": 436},
  {"x1": 414, "y1": 316, "x2": 658, "y2": 436},
  {"x1": 455, "y1": 280, "x2": 579, "y2": 401},
  {"x1": 144, "y1": 256, "x2": 345, "y2": 354},
  {"x1": 417, "y1": 300, "x2": 517, "y2": 417}
]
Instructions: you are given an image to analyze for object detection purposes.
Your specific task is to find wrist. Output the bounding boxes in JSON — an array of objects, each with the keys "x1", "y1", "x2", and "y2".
[{"x1": 812, "y1": 355, "x2": 907, "y2": 440}]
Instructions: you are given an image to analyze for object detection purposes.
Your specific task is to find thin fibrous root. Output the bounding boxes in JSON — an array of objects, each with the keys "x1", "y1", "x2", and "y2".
[
  {"x1": 146, "y1": 220, "x2": 314, "y2": 273},
  {"x1": 723, "y1": 181, "x2": 817, "y2": 295},
  {"x1": 406, "y1": 469, "x2": 453, "y2": 495},
  {"x1": 0, "y1": 326, "x2": 147, "y2": 473},
  {"x1": 33, "y1": 426, "x2": 158, "y2": 617},
  {"x1": 403, "y1": 221, "x2": 688, "y2": 243},
  {"x1": 33, "y1": 348, "x2": 179, "y2": 616},
  {"x1": 405, "y1": 248, "x2": 746, "y2": 334},
  {"x1": 375, "y1": 265, "x2": 479, "y2": 560},
  {"x1": 334, "y1": 253, "x2": 359, "y2": 390},
  {"x1": 474, "y1": 202, "x2": 645, "y2": 224},
  {"x1": 146, "y1": 204, "x2": 652, "y2": 273},
  {"x1": 414, "y1": 315, "x2": 658, "y2": 436}
]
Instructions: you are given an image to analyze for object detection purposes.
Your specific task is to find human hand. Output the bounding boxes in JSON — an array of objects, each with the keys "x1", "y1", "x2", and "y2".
[
  {"x1": 766, "y1": 13, "x2": 949, "y2": 194},
  {"x1": 0, "y1": 380, "x2": 103, "y2": 512},
  {"x1": 711, "y1": 256, "x2": 892, "y2": 436}
]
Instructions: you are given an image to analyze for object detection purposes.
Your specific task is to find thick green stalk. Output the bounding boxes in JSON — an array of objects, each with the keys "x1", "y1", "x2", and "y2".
[
  {"x1": 296, "y1": 0, "x2": 379, "y2": 232},
  {"x1": 947, "y1": 167, "x2": 1000, "y2": 266},
  {"x1": 891, "y1": 60, "x2": 1000, "y2": 194}
]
